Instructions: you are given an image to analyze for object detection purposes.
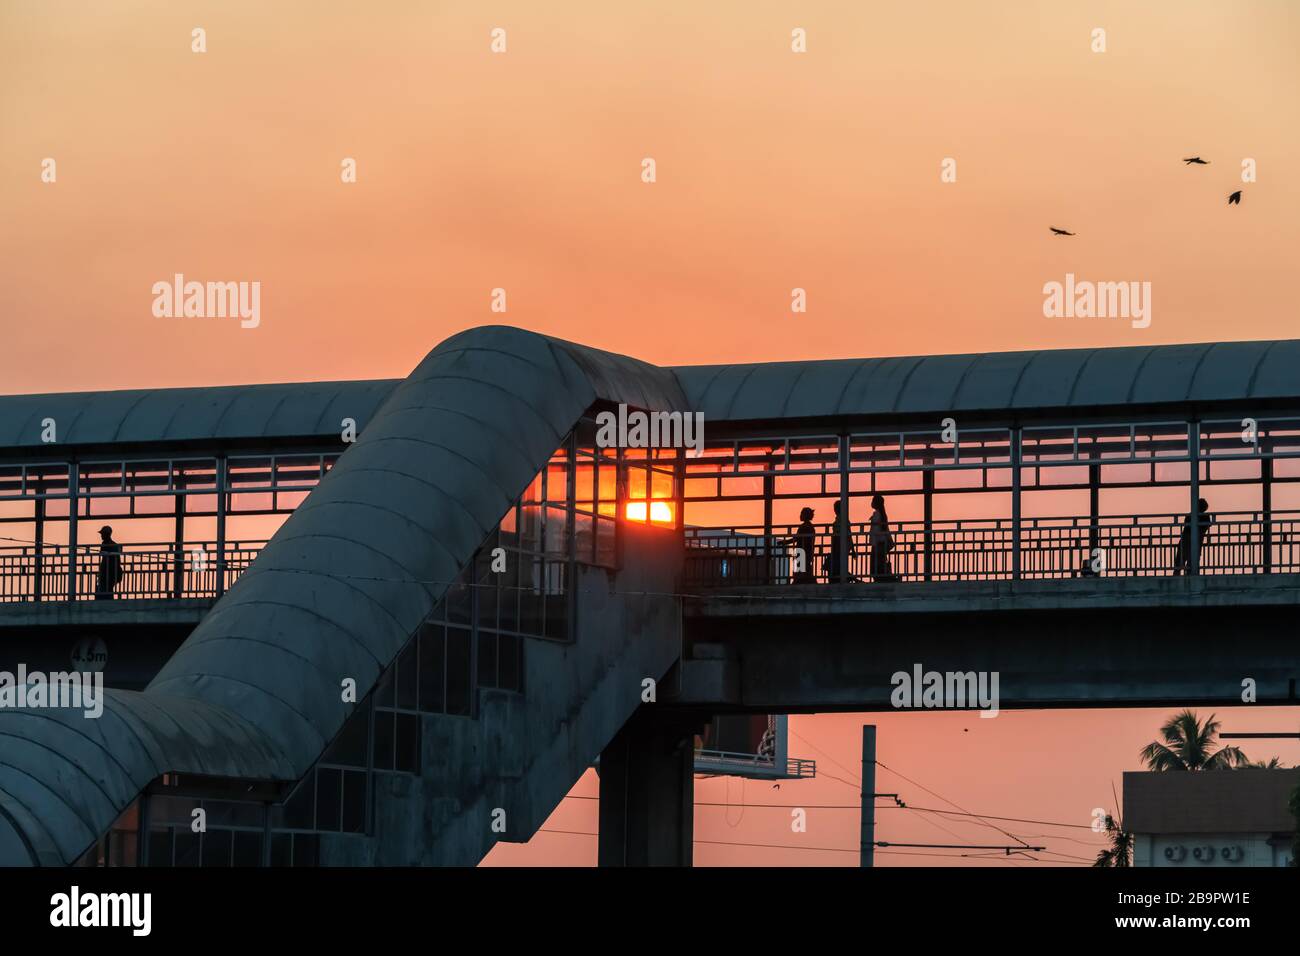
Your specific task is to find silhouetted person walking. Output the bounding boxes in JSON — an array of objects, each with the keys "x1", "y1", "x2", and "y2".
[
  {"x1": 790, "y1": 507, "x2": 816, "y2": 584},
  {"x1": 95, "y1": 525, "x2": 123, "y2": 599},
  {"x1": 1173, "y1": 498, "x2": 1212, "y2": 575},
  {"x1": 869, "y1": 494, "x2": 897, "y2": 582}
]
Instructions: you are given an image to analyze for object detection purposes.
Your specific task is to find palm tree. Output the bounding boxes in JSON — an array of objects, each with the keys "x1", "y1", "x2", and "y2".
[
  {"x1": 1093, "y1": 782, "x2": 1133, "y2": 868},
  {"x1": 1249, "y1": 756, "x2": 1285, "y2": 769},
  {"x1": 1139, "y1": 710, "x2": 1247, "y2": 771},
  {"x1": 1093, "y1": 813, "x2": 1133, "y2": 867}
]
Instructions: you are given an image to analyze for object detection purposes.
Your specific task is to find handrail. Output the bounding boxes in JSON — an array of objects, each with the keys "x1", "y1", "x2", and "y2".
[
  {"x1": 9, "y1": 507, "x2": 1300, "y2": 600},
  {"x1": 683, "y1": 511, "x2": 1300, "y2": 586},
  {"x1": 0, "y1": 540, "x2": 267, "y2": 603}
]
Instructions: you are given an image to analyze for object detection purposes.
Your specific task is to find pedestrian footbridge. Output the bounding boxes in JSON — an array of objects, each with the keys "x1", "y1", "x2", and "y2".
[{"x1": 1, "y1": 329, "x2": 1298, "y2": 865}]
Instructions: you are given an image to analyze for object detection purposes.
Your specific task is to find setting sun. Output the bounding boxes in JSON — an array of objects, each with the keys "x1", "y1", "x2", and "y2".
[{"x1": 625, "y1": 500, "x2": 674, "y2": 524}]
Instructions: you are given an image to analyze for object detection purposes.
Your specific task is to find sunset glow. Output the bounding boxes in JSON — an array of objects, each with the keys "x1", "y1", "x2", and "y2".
[
  {"x1": 2, "y1": 0, "x2": 1298, "y2": 890},
  {"x1": 625, "y1": 500, "x2": 674, "y2": 524}
]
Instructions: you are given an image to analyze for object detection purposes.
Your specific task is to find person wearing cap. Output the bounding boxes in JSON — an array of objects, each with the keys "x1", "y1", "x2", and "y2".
[{"x1": 95, "y1": 525, "x2": 123, "y2": 599}]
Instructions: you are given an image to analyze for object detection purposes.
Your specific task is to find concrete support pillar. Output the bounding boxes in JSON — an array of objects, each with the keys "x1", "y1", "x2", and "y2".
[{"x1": 598, "y1": 710, "x2": 696, "y2": 867}]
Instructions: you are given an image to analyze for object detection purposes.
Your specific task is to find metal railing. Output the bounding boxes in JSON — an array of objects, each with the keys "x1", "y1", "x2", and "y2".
[
  {"x1": 10, "y1": 510, "x2": 1300, "y2": 600},
  {"x1": 693, "y1": 750, "x2": 818, "y2": 779},
  {"x1": 0, "y1": 541, "x2": 265, "y2": 604},
  {"x1": 683, "y1": 511, "x2": 1300, "y2": 587}
]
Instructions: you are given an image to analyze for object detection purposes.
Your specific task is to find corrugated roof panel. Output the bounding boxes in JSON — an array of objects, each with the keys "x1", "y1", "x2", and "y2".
[
  {"x1": 1068, "y1": 347, "x2": 1148, "y2": 407},
  {"x1": 1007, "y1": 349, "x2": 1089, "y2": 409},
  {"x1": 693, "y1": 365, "x2": 760, "y2": 419},
  {"x1": 1128, "y1": 343, "x2": 1208, "y2": 404},
  {"x1": 1187, "y1": 341, "x2": 1272, "y2": 402},
  {"x1": 951, "y1": 351, "x2": 1034, "y2": 411},
  {"x1": 724, "y1": 363, "x2": 814, "y2": 420},
  {"x1": 1249, "y1": 341, "x2": 1300, "y2": 399},
  {"x1": 7, "y1": 340, "x2": 1295, "y2": 451},
  {"x1": 0, "y1": 381, "x2": 397, "y2": 450},
  {"x1": 834, "y1": 356, "x2": 926, "y2": 416},
  {"x1": 779, "y1": 359, "x2": 862, "y2": 418},
  {"x1": 894, "y1": 354, "x2": 977, "y2": 413}
]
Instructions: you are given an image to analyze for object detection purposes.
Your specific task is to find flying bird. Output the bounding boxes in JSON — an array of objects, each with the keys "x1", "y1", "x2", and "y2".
[
  {"x1": 1050, "y1": 227, "x2": 1075, "y2": 236},
  {"x1": 1228, "y1": 190, "x2": 1242, "y2": 205},
  {"x1": 1182, "y1": 157, "x2": 1210, "y2": 165}
]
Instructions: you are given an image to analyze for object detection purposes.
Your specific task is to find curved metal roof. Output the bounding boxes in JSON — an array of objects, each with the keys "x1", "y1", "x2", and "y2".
[
  {"x1": 3, "y1": 341, "x2": 1297, "y2": 455},
  {"x1": 0, "y1": 326, "x2": 688, "y2": 865},
  {"x1": 0, "y1": 379, "x2": 397, "y2": 450},
  {"x1": 3, "y1": 330, "x2": 1299, "y2": 864},
  {"x1": 674, "y1": 340, "x2": 1300, "y2": 421}
]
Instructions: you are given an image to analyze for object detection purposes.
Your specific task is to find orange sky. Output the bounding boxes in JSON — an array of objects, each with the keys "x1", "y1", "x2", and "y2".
[
  {"x1": 3, "y1": 1, "x2": 1298, "y2": 392},
  {"x1": 2, "y1": 1, "x2": 1297, "y2": 866}
]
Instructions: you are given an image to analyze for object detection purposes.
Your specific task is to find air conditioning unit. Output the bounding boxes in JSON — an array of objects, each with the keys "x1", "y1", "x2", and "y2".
[
  {"x1": 1220, "y1": 845, "x2": 1243, "y2": 863},
  {"x1": 1192, "y1": 845, "x2": 1216, "y2": 862},
  {"x1": 1163, "y1": 845, "x2": 1187, "y2": 862}
]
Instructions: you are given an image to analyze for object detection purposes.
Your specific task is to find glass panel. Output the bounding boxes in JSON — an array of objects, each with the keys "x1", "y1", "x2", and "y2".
[
  {"x1": 596, "y1": 517, "x2": 616, "y2": 567},
  {"x1": 0, "y1": 465, "x2": 22, "y2": 497},
  {"x1": 148, "y1": 829, "x2": 173, "y2": 867},
  {"x1": 519, "y1": 559, "x2": 544, "y2": 636},
  {"x1": 173, "y1": 831, "x2": 200, "y2": 867},
  {"x1": 519, "y1": 502, "x2": 543, "y2": 553},
  {"x1": 598, "y1": 463, "x2": 618, "y2": 503},
  {"x1": 315, "y1": 768, "x2": 342, "y2": 831},
  {"x1": 737, "y1": 441, "x2": 783, "y2": 473},
  {"x1": 787, "y1": 440, "x2": 839, "y2": 472},
  {"x1": 395, "y1": 713, "x2": 420, "y2": 773},
  {"x1": 418, "y1": 623, "x2": 445, "y2": 713},
  {"x1": 498, "y1": 502, "x2": 518, "y2": 547},
  {"x1": 233, "y1": 830, "x2": 262, "y2": 866},
  {"x1": 476, "y1": 551, "x2": 499, "y2": 631},
  {"x1": 574, "y1": 511, "x2": 596, "y2": 564},
  {"x1": 274, "y1": 455, "x2": 325, "y2": 487},
  {"x1": 574, "y1": 457, "x2": 596, "y2": 511},
  {"x1": 478, "y1": 630, "x2": 498, "y2": 687},
  {"x1": 270, "y1": 834, "x2": 292, "y2": 867},
  {"x1": 626, "y1": 464, "x2": 648, "y2": 500},
  {"x1": 546, "y1": 457, "x2": 569, "y2": 504},
  {"x1": 446, "y1": 626, "x2": 472, "y2": 715},
  {"x1": 372, "y1": 710, "x2": 395, "y2": 771},
  {"x1": 446, "y1": 569, "x2": 471, "y2": 625},
  {"x1": 374, "y1": 668, "x2": 394, "y2": 709},
  {"x1": 291, "y1": 834, "x2": 319, "y2": 867},
  {"x1": 650, "y1": 467, "x2": 674, "y2": 500},
  {"x1": 342, "y1": 770, "x2": 367, "y2": 832},
  {"x1": 149, "y1": 795, "x2": 199, "y2": 827},
  {"x1": 228, "y1": 456, "x2": 274, "y2": 489},
  {"x1": 204, "y1": 799, "x2": 263, "y2": 829},
  {"x1": 396, "y1": 642, "x2": 418, "y2": 710},
  {"x1": 544, "y1": 505, "x2": 569, "y2": 557},
  {"x1": 201, "y1": 829, "x2": 233, "y2": 867},
  {"x1": 323, "y1": 704, "x2": 369, "y2": 767},
  {"x1": 282, "y1": 773, "x2": 315, "y2": 829},
  {"x1": 499, "y1": 556, "x2": 520, "y2": 633},
  {"x1": 499, "y1": 633, "x2": 521, "y2": 692}
]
